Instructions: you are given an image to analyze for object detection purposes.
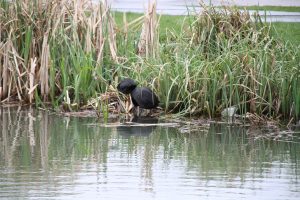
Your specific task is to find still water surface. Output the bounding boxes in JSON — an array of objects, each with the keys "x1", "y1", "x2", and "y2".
[{"x1": 0, "y1": 107, "x2": 299, "y2": 199}]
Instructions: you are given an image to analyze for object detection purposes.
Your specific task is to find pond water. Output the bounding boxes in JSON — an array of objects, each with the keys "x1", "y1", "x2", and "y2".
[{"x1": 0, "y1": 107, "x2": 300, "y2": 199}]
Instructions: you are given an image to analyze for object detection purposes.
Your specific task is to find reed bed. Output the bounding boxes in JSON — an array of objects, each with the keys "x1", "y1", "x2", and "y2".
[
  {"x1": 0, "y1": 0, "x2": 299, "y2": 121},
  {"x1": 0, "y1": 0, "x2": 119, "y2": 106}
]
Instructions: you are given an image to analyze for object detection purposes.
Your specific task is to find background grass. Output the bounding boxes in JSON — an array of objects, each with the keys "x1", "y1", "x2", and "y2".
[
  {"x1": 238, "y1": 6, "x2": 300, "y2": 12},
  {"x1": 114, "y1": 12, "x2": 300, "y2": 45},
  {"x1": 271, "y1": 22, "x2": 300, "y2": 45}
]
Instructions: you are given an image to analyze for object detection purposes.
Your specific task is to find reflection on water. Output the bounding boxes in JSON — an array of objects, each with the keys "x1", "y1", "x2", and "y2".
[
  {"x1": 117, "y1": 116, "x2": 158, "y2": 138},
  {"x1": 0, "y1": 107, "x2": 300, "y2": 199}
]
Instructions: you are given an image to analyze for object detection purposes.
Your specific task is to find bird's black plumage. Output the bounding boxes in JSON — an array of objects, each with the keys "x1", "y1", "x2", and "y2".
[
  {"x1": 117, "y1": 78, "x2": 159, "y2": 110},
  {"x1": 117, "y1": 78, "x2": 137, "y2": 94},
  {"x1": 131, "y1": 87, "x2": 159, "y2": 109}
]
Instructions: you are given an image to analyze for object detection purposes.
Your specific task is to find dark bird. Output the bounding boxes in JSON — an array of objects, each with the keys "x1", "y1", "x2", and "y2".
[{"x1": 117, "y1": 78, "x2": 159, "y2": 111}]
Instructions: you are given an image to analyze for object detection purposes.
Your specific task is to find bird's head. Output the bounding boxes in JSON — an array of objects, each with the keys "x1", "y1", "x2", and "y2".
[{"x1": 117, "y1": 78, "x2": 138, "y2": 94}]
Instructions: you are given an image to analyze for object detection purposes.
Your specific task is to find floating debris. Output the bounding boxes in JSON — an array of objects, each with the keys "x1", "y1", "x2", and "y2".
[{"x1": 221, "y1": 106, "x2": 238, "y2": 118}]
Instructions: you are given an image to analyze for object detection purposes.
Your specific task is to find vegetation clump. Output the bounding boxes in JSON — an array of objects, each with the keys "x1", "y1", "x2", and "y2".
[{"x1": 0, "y1": 0, "x2": 299, "y2": 121}]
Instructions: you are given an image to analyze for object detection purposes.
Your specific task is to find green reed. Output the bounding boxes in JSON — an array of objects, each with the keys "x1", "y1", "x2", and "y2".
[{"x1": 139, "y1": 7, "x2": 300, "y2": 120}]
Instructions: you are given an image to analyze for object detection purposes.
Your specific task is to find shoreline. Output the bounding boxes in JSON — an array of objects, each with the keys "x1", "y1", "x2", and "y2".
[{"x1": 0, "y1": 104, "x2": 297, "y2": 128}]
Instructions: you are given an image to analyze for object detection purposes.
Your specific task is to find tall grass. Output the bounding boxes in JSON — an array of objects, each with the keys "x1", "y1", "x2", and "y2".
[
  {"x1": 143, "y1": 7, "x2": 300, "y2": 120},
  {"x1": 0, "y1": 1, "x2": 299, "y2": 121},
  {"x1": 0, "y1": 0, "x2": 119, "y2": 106}
]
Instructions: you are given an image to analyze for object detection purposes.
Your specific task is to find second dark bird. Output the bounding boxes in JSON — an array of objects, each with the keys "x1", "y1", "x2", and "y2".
[{"x1": 117, "y1": 78, "x2": 159, "y2": 110}]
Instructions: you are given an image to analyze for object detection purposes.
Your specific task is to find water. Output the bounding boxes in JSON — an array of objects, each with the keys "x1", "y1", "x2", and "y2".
[{"x1": 0, "y1": 107, "x2": 300, "y2": 199}]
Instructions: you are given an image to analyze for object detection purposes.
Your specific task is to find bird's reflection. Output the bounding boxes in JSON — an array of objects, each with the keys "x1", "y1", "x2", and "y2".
[{"x1": 117, "y1": 116, "x2": 158, "y2": 138}]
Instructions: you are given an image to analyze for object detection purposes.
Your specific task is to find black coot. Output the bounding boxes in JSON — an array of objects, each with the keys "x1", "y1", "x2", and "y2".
[{"x1": 117, "y1": 78, "x2": 159, "y2": 109}]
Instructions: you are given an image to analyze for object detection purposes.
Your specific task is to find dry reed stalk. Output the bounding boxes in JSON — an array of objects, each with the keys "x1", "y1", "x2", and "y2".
[
  {"x1": 88, "y1": 0, "x2": 117, "y2": 63},
  {"x1": 137, "y1": 0, "x2": 159, "y2": 59},
  {"x1": 95, "y1": 3, "x2": 106, "y2": 64},
  {"x1": 0, "y1": 43, "x2": 4, "y2": 100},
  {"x1": 74, "y1": 0, "x2": 93, "y2": 42},
  {"x1": 28, "y1": 58, "x2": 38, "y2": 103},
  {"x1": 85, "y1": 1, "x2": 107, "y2": 64},
  {"x1": 137, "y1": 23, "x2": 147, "y2": 56},
  {"x1": 74, "y1": 0, "x2": 83, "y2": 27},
  {"x1": 124, "y1": 15, "x2": 144, "y2": 30},
  {"x1": 85, "y1": 17, "x2": 92, "y2": 53},
  {"x1": 39, "y1": 33, "x2": 50, "y2": 101},
  {"x1": 108, "y1": 11, "x2": 118, "y2": 63},
  {"x1": 11, "y1": 44, "x2": 25, "y2": 101},
  {"x1": 51, "y1": 1, "x2": 66, "y2": 37},
  {"x1": 0, "y1": 17, "x2": 2, "y2": 43},
  {"x1": 1, "y1": 41, "x2": 11, "y2": 101}
]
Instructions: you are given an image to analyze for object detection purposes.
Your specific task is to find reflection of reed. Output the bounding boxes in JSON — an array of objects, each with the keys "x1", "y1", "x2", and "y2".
[
  {"x1": 28, "y1": 107, "x2": 36, "y2": 154},
  {"x1": 12, "y1": 107, "x2": 22, "y2": 164},
  {"x1": 142, "y1": 138, "x2": 154, "y2": 190},
  {"x1": 0, "y1": 106, "x2": 50, "y2": 169},
  {"x1": 1, "y1": 107, "x2": 10, "y2": 166},
  {"x1": 184, "y1": 125, "x2": 251, "y2": 178},
  {"x1": 40, "y1": 110, "x2": 49, "y2": 169},
  {"x1": 0, "y1": 107, "x2": 23, "y2": 168}
]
